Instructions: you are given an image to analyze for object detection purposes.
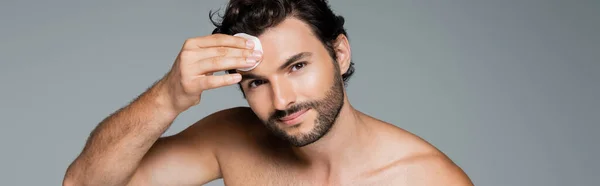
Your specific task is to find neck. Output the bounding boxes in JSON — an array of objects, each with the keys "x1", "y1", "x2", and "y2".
[{"x1": 291, "y1": 97, "x2": 375, "y2": 179}]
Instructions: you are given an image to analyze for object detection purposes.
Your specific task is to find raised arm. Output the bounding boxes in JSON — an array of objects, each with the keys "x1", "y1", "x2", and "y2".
[{"x1": 63, "y1": 34, "x2": 262, "y2": 186}]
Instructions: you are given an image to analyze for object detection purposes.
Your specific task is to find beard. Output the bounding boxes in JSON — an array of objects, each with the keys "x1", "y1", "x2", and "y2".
[{"x1": 264, "y1": 66, "x2": 345, "y2": 147}]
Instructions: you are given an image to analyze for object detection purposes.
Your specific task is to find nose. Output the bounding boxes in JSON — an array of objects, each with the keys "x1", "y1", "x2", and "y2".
[{"x1": 270, "y1": 77, "x2": 296, "y2": 111}]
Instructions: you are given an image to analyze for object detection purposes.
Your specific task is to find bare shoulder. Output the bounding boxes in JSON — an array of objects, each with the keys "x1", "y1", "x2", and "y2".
[
  {"x1": 181, "y1": 106, "x2": 258, "y2": 133},
  {"x1": 396, "y1": 152, "x2": 474, "y2": 186},
  {"x1": 177, "y1": 106, "x2": 262, "y2": 145},
  {"x1": 367, "y1": 116, "x2": 473, "y2": 185}
]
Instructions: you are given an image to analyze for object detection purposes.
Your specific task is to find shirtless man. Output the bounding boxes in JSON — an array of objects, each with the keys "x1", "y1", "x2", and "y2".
[{"x1": 63, "y1": 0, "x2": 473, "y2": 185}]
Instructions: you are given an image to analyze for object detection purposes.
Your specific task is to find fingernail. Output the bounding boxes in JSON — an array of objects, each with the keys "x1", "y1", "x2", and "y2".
[
  {"x1": 246, "y1": 56, "x2": 258, "y2": 64},
  {"x1": 232, "y1": 73, "x2": 242, "y2": 82},
  {"x1": 246, "y1": 40, "x2": 254, "y2": 49},
  {"x1": 252, "y1": 50, "x2": 262, "y2": 57}
]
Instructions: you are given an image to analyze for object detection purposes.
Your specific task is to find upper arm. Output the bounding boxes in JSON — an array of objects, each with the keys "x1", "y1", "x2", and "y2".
[
  {"x1": 126, "y1": 108, "x2": 248, "y2": 186},
  {"x1": 126, "y1": 136, "x2": 220, "y2": 186}
]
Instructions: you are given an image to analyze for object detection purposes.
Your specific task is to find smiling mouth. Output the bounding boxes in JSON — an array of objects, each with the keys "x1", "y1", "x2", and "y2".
[{"x1": 277, "y1": 108, "x2": 309, "y2": 125}]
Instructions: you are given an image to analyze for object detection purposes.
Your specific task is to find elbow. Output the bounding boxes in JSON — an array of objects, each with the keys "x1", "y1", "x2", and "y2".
[
  {"x1": 62, "y1": 172, "x2": 81, "y2": 186},
  {"x1": 62, "y1": 163, "x2": 130, "y2": 186},
  {"x1": 62, "y1": 176, "x2": 76, "y2": 186},
  {"x1": 63, "y1": 161, "x2": 87, "y2": 186},
  {"x1": 63, "y1": 170, "x2": 94, "y2": 186},
  {"x1": 62, "y1": 169, "x2": 81, "y2": 186}
]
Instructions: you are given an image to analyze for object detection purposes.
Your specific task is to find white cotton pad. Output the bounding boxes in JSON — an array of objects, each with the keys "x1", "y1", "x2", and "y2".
[{"x1": 234, "y1": 33, "x2": 263, "y2": 71}]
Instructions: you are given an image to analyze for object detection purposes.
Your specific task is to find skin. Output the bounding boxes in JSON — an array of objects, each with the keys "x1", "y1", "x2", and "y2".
[{"x1": 63, "y1": 17, "x2": 473, "y2": 186}]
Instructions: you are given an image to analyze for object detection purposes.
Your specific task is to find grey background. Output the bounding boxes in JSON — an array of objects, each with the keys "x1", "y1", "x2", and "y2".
[{"x1": 0, "y1": 0, "x2": 598, "y2": 185}]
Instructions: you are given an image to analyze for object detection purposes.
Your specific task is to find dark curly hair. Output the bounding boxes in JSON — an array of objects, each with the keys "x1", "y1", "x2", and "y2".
[{"x1": 209, "y1": 0, "x2": 355, "y2": 91}]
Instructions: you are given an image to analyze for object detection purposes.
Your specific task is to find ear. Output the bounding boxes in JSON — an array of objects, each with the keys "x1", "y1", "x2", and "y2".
[{"x1": 333, "y1": 34, "x2": 351, "y2": 75}]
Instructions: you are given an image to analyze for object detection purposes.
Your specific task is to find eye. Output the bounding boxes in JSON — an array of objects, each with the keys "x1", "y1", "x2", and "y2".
[
  {"x1": 248, "y1": 79, "x2": 266, "y2": 88},
  {"x1": 291, "y1": 62, "x2": 307, "y2": 71}
]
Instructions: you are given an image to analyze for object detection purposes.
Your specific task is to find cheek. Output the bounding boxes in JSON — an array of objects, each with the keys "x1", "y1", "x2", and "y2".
[
  {"x1": 295, "y1": 71, "x2": 319, "y2": 88},
  {"x1": 290, "y1": 65, "x2": 331, "y2": 95}
]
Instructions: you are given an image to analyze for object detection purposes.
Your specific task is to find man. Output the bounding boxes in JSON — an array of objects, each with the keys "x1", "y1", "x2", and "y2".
[{"x1": 63, "y1": 0, "x2": 473, "y2": 185}]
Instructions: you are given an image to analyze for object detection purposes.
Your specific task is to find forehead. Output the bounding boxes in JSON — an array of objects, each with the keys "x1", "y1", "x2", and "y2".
[{"x1": 254, "y1": 18, "x2": 324, "y2": 67}]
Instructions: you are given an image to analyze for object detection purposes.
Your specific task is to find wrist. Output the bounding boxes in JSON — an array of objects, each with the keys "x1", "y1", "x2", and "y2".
[{"x1": 145, "y1": 80, "x2": 181, "y2": 120}]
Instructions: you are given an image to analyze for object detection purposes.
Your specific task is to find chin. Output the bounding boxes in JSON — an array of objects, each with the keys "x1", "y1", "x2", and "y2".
[
  {"x1": 267, "y1": 109, "x2": 340, "y2": 147},
  {"x1": 279, "y1": 120, "x2": 313, "y2": 135},
  {"x1": 283, "y1": 121, "x2": 331, "y2": 147}
]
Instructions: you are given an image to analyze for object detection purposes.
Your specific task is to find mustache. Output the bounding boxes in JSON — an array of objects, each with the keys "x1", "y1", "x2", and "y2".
[{"x1": 268, "y1": 101, "x2": 318, "y2": 122}]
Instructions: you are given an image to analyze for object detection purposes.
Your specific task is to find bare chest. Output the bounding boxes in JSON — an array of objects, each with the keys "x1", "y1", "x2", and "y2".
[{"x1": 219, "y1": 156, "x2": 411, "y2": 186}]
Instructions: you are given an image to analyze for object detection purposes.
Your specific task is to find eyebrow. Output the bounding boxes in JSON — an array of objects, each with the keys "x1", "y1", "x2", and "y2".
[
  {"x1": 241, "y1": 52, "x2": 312, "y2": 82},
  {"x1": 279, "y1": 52, "x2": 312, "y2": 71}
]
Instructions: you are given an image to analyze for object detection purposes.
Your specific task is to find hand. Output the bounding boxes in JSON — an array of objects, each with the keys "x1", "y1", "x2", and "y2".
[{"x1": 157, "y1": 34, "x2": 262, "y2": 113}]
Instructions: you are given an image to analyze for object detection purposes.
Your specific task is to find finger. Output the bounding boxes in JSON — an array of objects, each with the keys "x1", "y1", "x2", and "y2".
[
  {"x1": 179, "y1": 47, "x2": 260, "y2": 63},
  {"x1": 183, "y1": 34, "x2": 254, "y2": 50},
  {"x1": 189, "y1": 56, "x2": 260, "y2": 75},
  {"x1": 200, "y1": 47, "x2": 260, "y2": 60},
  {"x1": 195, "y1": 73, "x2": 242, "y2": 91}
]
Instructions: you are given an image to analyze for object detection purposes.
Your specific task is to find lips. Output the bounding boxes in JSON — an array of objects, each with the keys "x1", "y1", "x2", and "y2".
[{"x1": 278, "y1": 109, "x2": 309, "y2": 122}]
